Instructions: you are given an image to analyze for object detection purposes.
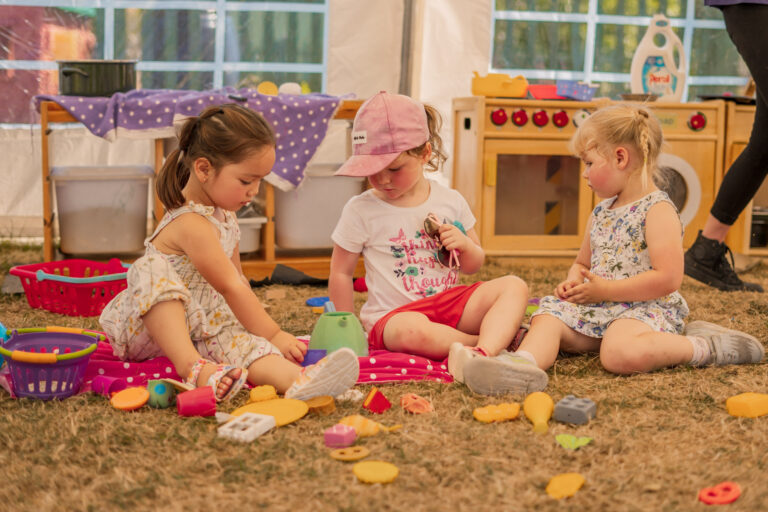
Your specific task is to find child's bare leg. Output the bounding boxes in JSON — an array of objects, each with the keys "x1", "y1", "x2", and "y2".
[
  {"x1": 518, "y1": 314, "x2": 598, "y2": 370},
  {"x1": 456, "y1": 275, "x2": 529, "y2": 356},
  {"x1": 246, "y1": 355, "x2": 301, "y2": 394},
  {"x1": 383, "y1": 312, "x2": 477, "y2": 359},
  {"x1": 599, "y1": 319, "x2": 692, "y2": 374},
  {"x1": 141, "y1": 300, "x2": 240, "y2": 397}
]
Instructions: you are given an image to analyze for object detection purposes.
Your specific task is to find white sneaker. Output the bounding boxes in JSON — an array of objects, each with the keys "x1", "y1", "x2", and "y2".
[
  {"x1": 447, "y1": 342, "x2": 482, "y2": 383},
  {"x1": 463, "y1": 351, "x2": 548, "y2": 396},
  {"x1": 684, "y1": 321, "x2": 764, "y2": 365},
  {"x1": 285, "y1": 347, "x2": 359, "y2": 400}
]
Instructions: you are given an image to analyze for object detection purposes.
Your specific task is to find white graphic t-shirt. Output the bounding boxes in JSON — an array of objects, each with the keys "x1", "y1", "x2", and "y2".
[{"x1": 332, "y1": 180, "x2": 476, "y2": 332}]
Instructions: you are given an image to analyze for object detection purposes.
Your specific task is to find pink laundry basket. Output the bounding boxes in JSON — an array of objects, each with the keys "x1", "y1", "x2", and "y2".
[{"x1": 9, "y1": 258, "x2": 129, "y2": 317}]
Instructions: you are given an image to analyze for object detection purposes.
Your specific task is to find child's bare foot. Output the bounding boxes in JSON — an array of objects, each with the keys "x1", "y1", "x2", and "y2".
[{"x1": 185, "y1": 359, "x2": 248, "y2": 401}]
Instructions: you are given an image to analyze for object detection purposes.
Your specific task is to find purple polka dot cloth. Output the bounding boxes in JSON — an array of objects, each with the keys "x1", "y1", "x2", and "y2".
[{"x1": 34, "y1": 88, "x2": 351, "y2": 190}]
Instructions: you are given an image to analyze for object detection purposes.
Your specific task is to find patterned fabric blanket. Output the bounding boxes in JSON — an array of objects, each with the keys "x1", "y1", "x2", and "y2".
[
  {"x1": 33, "y1": 88, "x2": 350, "y2": 190},
  {"x1": 0, "y1": 338, "x2": 452, "y2": 398}
]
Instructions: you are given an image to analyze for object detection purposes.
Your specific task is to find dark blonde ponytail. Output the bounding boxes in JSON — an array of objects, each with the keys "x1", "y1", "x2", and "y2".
[
  {"x1": 406, "y1": 103, "x2": 447, "y2": 173},
  {"x1": 156, "y1": 104, "x2": 276, "y2": 211}
]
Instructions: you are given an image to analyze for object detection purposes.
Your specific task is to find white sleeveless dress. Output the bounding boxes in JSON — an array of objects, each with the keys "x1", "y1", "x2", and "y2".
[
  {"x1": 99, "y1": 201, "x2": 281, "y2": 367},
  {"x1": 532, "y1": 191, "x2": 689, "y2": 337}
]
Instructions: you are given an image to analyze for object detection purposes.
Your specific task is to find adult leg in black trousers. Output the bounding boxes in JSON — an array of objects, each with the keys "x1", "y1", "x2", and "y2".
[{"x1": 685, "y1": 3, "x2": 768, "y2": 292}]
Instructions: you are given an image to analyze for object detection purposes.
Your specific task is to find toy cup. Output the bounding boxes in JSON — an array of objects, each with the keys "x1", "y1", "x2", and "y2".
[
  {"x1": 91, "y1": 375, "x2": 128, "y2": 397},
  {"x1": 176, "y1": 387, "x2": 216, "y2": 417},
  {"x1": 301, "y1": 349, "x2": 327, "y2": 367},
  {"x1": 147, "y1": 379, "x2": 175, "y2": 408},
  {"x1": 309, "y1": 312, "x2": 368, "y2": 357}
]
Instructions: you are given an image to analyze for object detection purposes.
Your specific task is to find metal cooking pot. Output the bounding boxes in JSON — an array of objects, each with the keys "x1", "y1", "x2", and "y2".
[{"x1": 57, "y1": 60, "x2": 137, "y2": 97}]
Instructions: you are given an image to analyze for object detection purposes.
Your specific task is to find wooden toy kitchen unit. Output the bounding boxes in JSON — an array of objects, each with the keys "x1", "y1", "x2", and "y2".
[{"x1": 452, "y1": 97, "x2": 725, "y2": 255}]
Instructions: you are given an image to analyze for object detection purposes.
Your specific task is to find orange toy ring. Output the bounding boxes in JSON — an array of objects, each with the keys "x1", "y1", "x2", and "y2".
[{"x1": 698, "y1": 481, "x2": 741, "y2": 505}]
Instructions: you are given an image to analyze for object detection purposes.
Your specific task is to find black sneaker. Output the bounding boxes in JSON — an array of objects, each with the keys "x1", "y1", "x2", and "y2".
[{"x1": 684, "y1": 231, "x2": 763, "y2": 292}]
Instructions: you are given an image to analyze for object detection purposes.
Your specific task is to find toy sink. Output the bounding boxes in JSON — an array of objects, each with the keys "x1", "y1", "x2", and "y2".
[
  {"x1": 472, "y1": 71, "x2": 528, "y2": 98},
  {"x1": 309, "y1": 312, "x2": 368, "y2": 357}
]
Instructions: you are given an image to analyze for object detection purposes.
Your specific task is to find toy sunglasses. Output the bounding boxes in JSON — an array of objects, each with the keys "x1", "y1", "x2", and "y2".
[{"x1": 423, "y1": 213, "x2": 460, "y2": 270}]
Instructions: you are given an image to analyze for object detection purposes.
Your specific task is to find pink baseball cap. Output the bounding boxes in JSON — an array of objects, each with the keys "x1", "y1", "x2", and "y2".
[{"x1": 335, "y1": 91, "x2": 429, "y2": 177}]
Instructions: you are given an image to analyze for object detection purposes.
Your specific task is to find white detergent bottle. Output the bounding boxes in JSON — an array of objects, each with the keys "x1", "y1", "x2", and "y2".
[{"x1": 630, "y1": 14, "x2": 686, "y2": 102}]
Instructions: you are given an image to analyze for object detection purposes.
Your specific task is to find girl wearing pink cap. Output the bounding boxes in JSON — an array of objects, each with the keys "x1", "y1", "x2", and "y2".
[{"x1": 329, "y1": 91, "x2": 547, "y2": 396}]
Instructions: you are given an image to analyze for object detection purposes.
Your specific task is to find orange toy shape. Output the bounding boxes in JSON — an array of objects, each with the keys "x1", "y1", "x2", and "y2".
[
  {"x1": 698, "y1": 482, "x2": 741, "y2": 505},
  {"x1": 400, "y1": 393, "x2": 433, "y2": 414},
  {"x1": 726, "y1": 392, "x2": 768, "y2": 418},
  {"x1": 473, "y1": 403, "x2": 520, "y2": 423},
  {"x1": 110, "y1": 386, "x2": 150, "y2": 411},
  {"x1": 523, "y1": 391, "x2": 554, "y2": 434}
]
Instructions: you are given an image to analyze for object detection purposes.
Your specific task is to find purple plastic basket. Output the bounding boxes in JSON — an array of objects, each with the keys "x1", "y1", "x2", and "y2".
[{"x1": 2, "y1": 331, "x2": 98, "y2": 400}]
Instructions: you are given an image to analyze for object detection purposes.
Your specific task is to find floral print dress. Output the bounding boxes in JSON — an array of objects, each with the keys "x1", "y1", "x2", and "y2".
[
  {"x1": 99, "y1": 202, "x2": 281, "y2": 368},
  {"x1": 531, "y1": 190, "x2": 689, "y2": 338}
]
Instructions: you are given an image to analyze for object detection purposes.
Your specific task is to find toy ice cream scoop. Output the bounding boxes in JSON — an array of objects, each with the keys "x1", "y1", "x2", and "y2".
[{"x1": 523, "y1": 391, "x2": 554, "y2": 434}]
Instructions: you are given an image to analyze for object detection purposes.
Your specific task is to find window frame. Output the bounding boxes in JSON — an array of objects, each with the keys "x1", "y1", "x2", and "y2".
[
  {"x1": 0, "y1": 0, "x2": 329, "y2": 126},
  {"x1": 490, "y1": 0, "x2": 746, "y2": 102}
]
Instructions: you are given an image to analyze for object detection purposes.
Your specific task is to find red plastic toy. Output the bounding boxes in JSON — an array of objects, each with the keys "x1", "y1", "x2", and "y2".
[
  {"x1": 698, "y1": 481, "x2": 741, "y2": 505},
  {"x1": 362, "y1": 386, "x2": 391, "y2": 414}
]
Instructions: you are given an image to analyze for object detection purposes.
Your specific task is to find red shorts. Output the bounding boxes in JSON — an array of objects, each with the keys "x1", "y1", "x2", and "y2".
[{"x1": 368, "y1": 282, "x2": 484, "y2": 351}]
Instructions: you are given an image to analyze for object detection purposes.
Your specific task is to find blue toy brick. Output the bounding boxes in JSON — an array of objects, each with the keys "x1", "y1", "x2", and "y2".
[{"x1": 553, "y1": 395, "x2": 597, "y2": 425}]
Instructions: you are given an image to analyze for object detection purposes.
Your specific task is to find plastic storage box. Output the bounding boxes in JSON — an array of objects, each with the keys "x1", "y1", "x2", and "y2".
[
  {"x1": 275, "y1": 164, "x2": 364, "y2": 249},
  {"x1": 51, "y1": 165, "x2": 153, "y2": 256},
  {"x1": 237, "y1": 216, "x2": 267, "y2": 253}
]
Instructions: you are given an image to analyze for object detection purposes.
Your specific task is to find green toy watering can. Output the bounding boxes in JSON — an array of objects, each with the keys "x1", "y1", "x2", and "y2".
[{"x1": 308, "y1": 312, "x2": 368, "y2": 357}]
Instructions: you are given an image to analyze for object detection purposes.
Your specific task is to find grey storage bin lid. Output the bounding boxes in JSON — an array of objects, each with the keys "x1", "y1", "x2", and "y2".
[{"x1": 51, "y1": 165, "x2": 154, "y2": 180}]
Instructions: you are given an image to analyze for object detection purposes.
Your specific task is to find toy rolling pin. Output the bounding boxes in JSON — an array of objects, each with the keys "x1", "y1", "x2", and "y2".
[{"x1": 523, "y1": 391, "x2": 554, "y2": 434}]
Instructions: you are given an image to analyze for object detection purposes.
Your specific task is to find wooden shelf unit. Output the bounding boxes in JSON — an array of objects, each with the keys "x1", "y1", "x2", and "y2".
[{"x1": 39, "y1": 99, "x2": 365, "y2": 280}]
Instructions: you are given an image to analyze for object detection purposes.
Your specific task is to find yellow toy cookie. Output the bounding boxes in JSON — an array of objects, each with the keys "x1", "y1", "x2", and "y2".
[
  {"x1": 546, "y1": 472, "x2": 585, "y2": 499},
  {"x1": 231, "y1": 399, "x2": 308, "y2": 427},
  {"x1": 330, "y1": 446, "x2": 370, "y2": 462},
  {"x1": 353, "y1": 461, "x2": 399, "y2": 484},
  {"x1": 305, "y1": 395, "x2": 336, "y2": 415},
  {"x1": 473, "y1": 403, "x2": 520, "y2": 423},
  {"x1": 248, "y1": 385, "x2": 277, "y2": 403}
]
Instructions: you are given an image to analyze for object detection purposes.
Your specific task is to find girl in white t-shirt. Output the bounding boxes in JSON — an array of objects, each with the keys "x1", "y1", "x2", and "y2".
[{"x1": 329, "y1": 91, "x2": 547, "y2": 396}]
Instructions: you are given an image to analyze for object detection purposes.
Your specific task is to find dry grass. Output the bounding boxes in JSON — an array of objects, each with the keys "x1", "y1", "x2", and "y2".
[{"x1": 1, "y1": 243, "x2": 767, "y2": 512}]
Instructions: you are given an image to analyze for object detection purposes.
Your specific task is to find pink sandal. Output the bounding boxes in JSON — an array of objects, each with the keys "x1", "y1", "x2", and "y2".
[{"x1": 185, "y1": 358, "x2": 248, "y2": 402}]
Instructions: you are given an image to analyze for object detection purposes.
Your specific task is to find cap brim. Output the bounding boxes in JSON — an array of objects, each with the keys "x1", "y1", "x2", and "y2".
[{"x1": 334, "y1": 152, "x2": 400, "y2": 177}]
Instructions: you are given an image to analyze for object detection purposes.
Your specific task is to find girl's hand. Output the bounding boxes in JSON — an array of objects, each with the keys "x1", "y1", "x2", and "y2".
[
  {"x1": 270, "y1": 330, "x2": 307, "y2": 364},
  {"x1": 438, "y1": 223, "x2": 470, "y2": 253},
  {"x1": 555, "y1": 279, "x2": 582, "y2": 300},
  {"x1": 562, "y1": 269, "x2": 608, "y2": 304}
]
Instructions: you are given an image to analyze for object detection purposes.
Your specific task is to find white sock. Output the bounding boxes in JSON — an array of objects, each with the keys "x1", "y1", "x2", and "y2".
[
  {"x1": 687, "y1": 335, "x2": 712, "y2": 366},
  {"x1": 514, "y1": 350, "x2": 538, "y2": 366}
]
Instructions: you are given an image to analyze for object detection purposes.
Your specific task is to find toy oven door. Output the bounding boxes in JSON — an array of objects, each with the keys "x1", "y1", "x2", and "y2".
[{"x1": 481, "y1": 139, "x2": 593, "y2": 253}]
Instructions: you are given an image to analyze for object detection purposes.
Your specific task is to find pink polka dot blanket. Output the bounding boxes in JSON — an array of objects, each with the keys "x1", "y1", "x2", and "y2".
[
  {"x1": 33, "y1": 88, "x2": 351, "y2": 190},
  {"x1": 0, "y1": 339, "x2": 453, "y2": 398}
]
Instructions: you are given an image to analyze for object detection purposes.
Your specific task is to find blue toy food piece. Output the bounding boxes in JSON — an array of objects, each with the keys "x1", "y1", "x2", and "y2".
[
  {"x1": 147, "y1": 379, "x2": 175, "y2": 408},
  {"x1": 324, "y1": 301, "x2": 336, "y2": 313},
  {"x1": 306, "y1": 296, "x2": 330, "y2": 307},
  {"x1": 553, "y1": 395, "x2": 597, "y2": 425}
]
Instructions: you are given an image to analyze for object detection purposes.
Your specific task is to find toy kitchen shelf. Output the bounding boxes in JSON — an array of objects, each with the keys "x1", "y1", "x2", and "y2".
[
  {"x1": 452, "y1": 96, "x2": 727, "y2": 256},
  {"x1": 39, "y1": 99, "x2": 365, "y2": 280}
]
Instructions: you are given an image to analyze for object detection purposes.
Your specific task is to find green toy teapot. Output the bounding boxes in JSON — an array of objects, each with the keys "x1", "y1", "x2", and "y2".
[{"x1": 308, "y1": 312, "x2": 368, "y2": 357}]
